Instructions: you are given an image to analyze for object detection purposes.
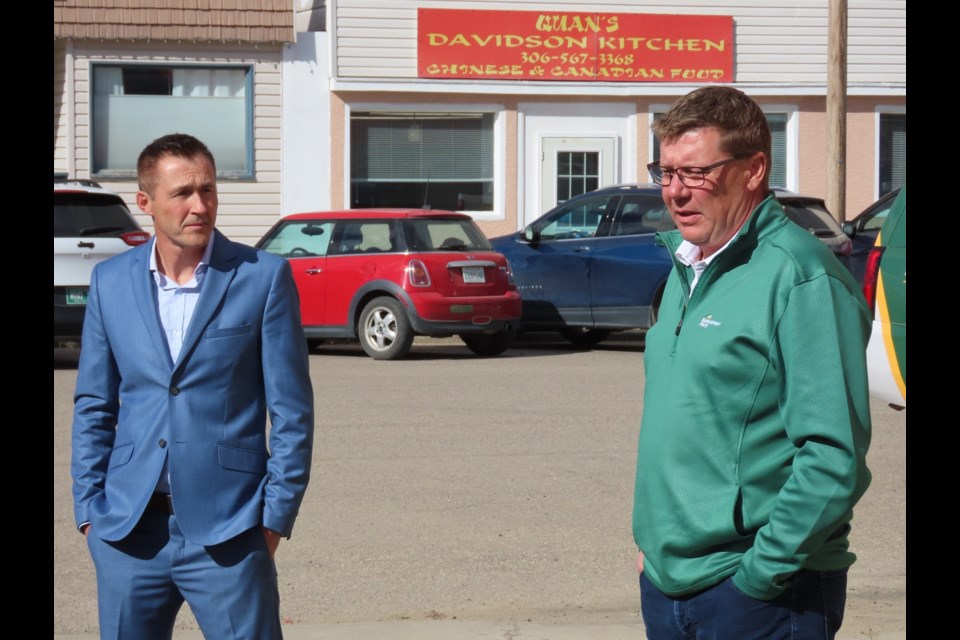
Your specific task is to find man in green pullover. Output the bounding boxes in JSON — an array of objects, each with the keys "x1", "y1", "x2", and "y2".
[{"x1": 633, "y1": 86, "x2": 872, "y2": 639}]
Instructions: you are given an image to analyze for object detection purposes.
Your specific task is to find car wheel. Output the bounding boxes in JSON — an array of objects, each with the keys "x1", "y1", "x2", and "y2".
[
  {"x1": 358, "y1": 297, "x2": 414, "y2": 360},
  {"x1": 560, "y1": 327, "x2": 612, "y2": 347},
  {"x1": 460, "y1": 328, "x2": 516, "y2": 356}
]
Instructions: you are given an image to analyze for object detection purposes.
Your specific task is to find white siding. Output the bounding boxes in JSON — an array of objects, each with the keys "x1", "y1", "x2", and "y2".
[
  {"x1": 332, "y1": 0, "x2": 905, "y2": 90},
  {"x1": 58, "y1": 42, "x2": 284, "y2": 246},
  {"x1": 54, "y1": 42, "x2": 70, "y2": 177}
]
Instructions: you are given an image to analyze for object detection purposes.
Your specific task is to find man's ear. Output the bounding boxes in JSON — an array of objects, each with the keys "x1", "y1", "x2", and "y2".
[
  {"x1": 745, "y1": 152, "x2": 768, "y2": 192},
  {"x1": 136, "y1": 191, "x2": 153, "y2": 217}
]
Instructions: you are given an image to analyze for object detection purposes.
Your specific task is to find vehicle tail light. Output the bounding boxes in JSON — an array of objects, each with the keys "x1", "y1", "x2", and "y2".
[
  {"x1": 501, "y1": 258, "x2": 517, "y2": 286},
  {"x1": 861, "y1": 245, "x2": 886, "y2": 311},
  {"x1": 407, "y1": 259, "x2": 432, "y2": 287},
  {"x1": 121, "y1": 231, "x2": 151, "y2": 246}
]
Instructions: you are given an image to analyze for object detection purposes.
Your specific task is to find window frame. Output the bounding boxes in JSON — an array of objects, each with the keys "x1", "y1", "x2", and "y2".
[
  {"x1": 344, "y1": 103, "x2": 506, "y2": 221},
  {"x1": 647, "y1": 104, "x2": 798, "y2": 192},
  {"x1": 556, "y1": 150, "x2": 601, "y2": 203},
  {"x1": 89, "y1": 62, "x2": 255, "y2": 180},
  {"x1": 875, "y1": 106, "x2": 906, "y2": 200}
]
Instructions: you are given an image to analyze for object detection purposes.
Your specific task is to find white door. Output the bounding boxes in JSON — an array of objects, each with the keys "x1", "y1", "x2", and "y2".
[
  {"x1": 540, "y1": 137, "x2": 617, "y2": 217},
  {"x1": 519, "y1": 103, "x2": 635, "y2": 229}
]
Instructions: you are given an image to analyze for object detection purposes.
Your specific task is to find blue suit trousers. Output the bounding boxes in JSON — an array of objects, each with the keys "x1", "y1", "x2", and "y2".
[{"x1": 87, "y1": 509, "x2": 283, "y2": 640}]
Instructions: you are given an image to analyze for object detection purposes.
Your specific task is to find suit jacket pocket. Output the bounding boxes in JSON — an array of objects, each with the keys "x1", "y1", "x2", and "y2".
[
  {"x1": 206, "y1": 325, "x2": 252, "y2": 339},
  {"x1": 108, "y1": 441, "x2": 134, "y2": 468},
  {"x1": 218, "y1": 444, "x2": 267, "y2": 475}
]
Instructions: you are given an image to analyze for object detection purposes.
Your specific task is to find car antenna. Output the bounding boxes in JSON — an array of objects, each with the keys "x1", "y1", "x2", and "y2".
[{"x1": 422, "y1": 170, "x2": 431, "y2": 210}]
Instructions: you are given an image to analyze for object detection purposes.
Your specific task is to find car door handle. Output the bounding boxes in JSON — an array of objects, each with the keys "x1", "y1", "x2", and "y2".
[
  {"x1": 572, "y1": 245, "x2": 591, "y2": 253},
  {"x1": 306, "y1": 268, "x2": 322, "y2": 275}
]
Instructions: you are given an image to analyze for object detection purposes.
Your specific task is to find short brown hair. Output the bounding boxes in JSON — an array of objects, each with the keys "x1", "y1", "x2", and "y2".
[
  {"x1": 137, "y1": 133, "x2": 217, "y2": 197},
  {"x1": 653, "y1": 86, "x2": 771, "y2": 171}
]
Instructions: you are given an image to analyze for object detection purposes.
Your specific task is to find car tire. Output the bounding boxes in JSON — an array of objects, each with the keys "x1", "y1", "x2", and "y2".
[
  {"x1": 358, "y1": 296, "x2": 414, "y2": 360},
  {"x1": 560, "y1": 327, "x2": 612, "y2": 347},
  {"x1": 460, "y1": 328, "x2": 516, "y2": 356}
]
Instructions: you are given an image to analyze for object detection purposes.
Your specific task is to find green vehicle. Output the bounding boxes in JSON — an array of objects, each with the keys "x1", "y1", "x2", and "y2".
[{"x1": 863, "y1": 186, "x2": 906, "y2": 409}]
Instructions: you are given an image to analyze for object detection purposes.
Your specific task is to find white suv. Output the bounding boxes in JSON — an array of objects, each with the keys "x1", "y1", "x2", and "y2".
[{"x1": 54, "y1": 178, "x2": 150, "y2": 348}]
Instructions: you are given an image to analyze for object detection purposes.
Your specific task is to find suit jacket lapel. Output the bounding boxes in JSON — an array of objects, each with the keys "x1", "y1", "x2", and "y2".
[
  {"x1": 130, "y1": 242, "x2": 175, "y2": 368},
  {"x1": 173, "y1": 230, "x2": 239, "y2": 372}
]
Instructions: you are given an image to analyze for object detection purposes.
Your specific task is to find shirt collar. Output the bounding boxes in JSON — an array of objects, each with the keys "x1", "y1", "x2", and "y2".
[
  {"x1": 674, "y1": 222, "x2": 744, "y2": 269},
  {"x1": 149, "y1": 233, "x2": 215, "y2": 287}
]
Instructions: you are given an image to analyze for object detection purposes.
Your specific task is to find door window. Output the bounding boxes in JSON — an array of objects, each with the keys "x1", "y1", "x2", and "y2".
[
  {"x1": 610, "y1": 195, "x2": 674, "y2": 236},
  {"x1": 556, "y1": 151, "x2": 599, "y2": 202},
  {"x1": 537, "y1": 195, "x2": 615, "y2": 241}
]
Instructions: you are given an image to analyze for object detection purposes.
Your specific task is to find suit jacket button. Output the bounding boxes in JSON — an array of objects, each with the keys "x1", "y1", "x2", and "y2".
[
  {"x1": 158, "y1": 439, "x2": 167, "y2": 448},
  {"x1": 170, "y1": 386, "x2": 180, "y2": 395}
]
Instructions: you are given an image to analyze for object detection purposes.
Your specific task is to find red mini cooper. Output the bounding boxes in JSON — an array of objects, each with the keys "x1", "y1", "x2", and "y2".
[{"x1": 256, "y1": 209, "x2": 522, "y2": 360}]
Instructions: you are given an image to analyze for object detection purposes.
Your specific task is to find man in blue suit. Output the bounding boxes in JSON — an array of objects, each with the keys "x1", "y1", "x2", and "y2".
[{"x1": 71, "y1": 133, "x2": 314, "y2": 640}]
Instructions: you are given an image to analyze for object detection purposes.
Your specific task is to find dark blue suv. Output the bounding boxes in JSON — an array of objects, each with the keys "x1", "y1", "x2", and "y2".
[
  {"x1": 489, "y1": 185, "x2": 673, "y2": 346},
  {"x1": 489, "y1": 184, "x2": 855, "y2": 346}
]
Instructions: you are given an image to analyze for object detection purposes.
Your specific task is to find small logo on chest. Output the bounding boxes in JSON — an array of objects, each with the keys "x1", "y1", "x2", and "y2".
[{"x1": 698, "y1": 315, "x2": 722, "y2": 328}]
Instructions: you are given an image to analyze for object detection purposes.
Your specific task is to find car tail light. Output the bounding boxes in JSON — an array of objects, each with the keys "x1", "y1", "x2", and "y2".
[
  {"x1": 861, "y1": 245, "x2": 886, "y2": 311},
  {"x1": 501, "y1": 258, "x2": 517, "y2": 286},
  {"x1": 407, "y1": 259, "x2": 432, "y2": 287},
  {"x1": 121, "y1": 231, "x2": 151, "y2": 246}
]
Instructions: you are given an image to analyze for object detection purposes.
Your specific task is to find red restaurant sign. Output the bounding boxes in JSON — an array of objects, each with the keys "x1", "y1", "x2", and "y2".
[{"x1": 418, "y1": 9, "x2": 734, "y2": 83}]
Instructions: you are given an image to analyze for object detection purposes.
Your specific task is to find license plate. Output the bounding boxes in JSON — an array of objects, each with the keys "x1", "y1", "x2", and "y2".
[
  {"x1": 462, "y1": 266, "x2": 485, "y2": 283},
  {"x1": 66, "y1": 288, "x2": 88, "y2": 305}
]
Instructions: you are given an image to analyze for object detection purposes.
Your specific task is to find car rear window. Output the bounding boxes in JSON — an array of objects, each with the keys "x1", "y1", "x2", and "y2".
[
  {"x1": 54, "y1": 193, "x2": 141, "y2": 238},
  {"x1": 405, "y1": 218, "x2": 492, "y2": 251},
  {"x1": 780, "y1": 200, "x2": 843, "y2": 236}
]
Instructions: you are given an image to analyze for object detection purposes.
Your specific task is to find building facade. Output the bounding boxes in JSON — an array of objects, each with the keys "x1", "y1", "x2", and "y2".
[
  {"x1": 55, "y1": 1, "x2": 906, "y2": 244},
  {"x1": 54, "y1": 0, "x2": 308, "y2": 243}
]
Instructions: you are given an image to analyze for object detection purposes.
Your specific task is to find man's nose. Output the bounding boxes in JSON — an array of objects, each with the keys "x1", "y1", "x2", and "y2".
[
  {"x1": 665, "y1": 174, "x2": 690, "y2": 198},
  {"x1": 187, "y1": 191, "x2": 208, "y2": 213}
]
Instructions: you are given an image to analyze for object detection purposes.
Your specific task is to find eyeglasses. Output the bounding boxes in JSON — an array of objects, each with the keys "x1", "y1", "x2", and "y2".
[{"x1": 647, "y1": 153, "x2": 752, "y2": 187}]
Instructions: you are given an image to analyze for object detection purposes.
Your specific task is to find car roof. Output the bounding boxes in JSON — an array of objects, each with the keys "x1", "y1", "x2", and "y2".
[
  {"x1": 583, "y1": 183, "x2": 662, "y2": 195},
  {"x1": 572, "y1": 184, "x2": 834, "y2": 210},
  {"x1": 282, "y1": 209, "x2": 473, "y2": 221},
  {"x1": 770, "y1": 186, "x2": 827, "y2": 206},
  {"x1": 770, "y1": 189, "x2": 844, "y2": 235},
  {"x1": 53, "y1": 178, "x2": 124, "y2": 198},
  {"x1": 578, "y1": 184, "x2": 832, "y2": 203}
]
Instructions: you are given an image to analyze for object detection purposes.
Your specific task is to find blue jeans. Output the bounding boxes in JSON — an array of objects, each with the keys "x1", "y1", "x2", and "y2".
[{"x1": 639, "y1": 569, "x2": 847, "y2": 640}]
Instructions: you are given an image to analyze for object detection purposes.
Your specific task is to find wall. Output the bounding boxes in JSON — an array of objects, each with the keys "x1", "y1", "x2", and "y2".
[{"x1": 55, "y1": 42, "x2": 285, "y2": 245}]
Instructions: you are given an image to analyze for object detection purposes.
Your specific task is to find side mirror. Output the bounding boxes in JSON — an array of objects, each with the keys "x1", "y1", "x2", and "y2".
[
  {"x1": 841, "y1": 221, "x2": 856, "y2": 237},
  {"x1": 522, "y1": 225, "x2": 540, "y2": 245}
]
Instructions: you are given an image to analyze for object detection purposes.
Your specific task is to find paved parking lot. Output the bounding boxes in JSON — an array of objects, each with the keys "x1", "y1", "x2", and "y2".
[{"x1": 54, "y1": 332, "x2": 905, "y2": 638}]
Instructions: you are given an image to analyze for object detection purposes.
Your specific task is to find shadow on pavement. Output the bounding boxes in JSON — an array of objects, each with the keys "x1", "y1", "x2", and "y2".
[{"x1": 308, "y1": 330, "x2": 646, "y2": 361}]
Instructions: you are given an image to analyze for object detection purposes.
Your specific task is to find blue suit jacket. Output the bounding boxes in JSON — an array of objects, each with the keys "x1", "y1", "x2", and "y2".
[{"x1": 71, "y1": 230, "x2": 314, "y2": 546}]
